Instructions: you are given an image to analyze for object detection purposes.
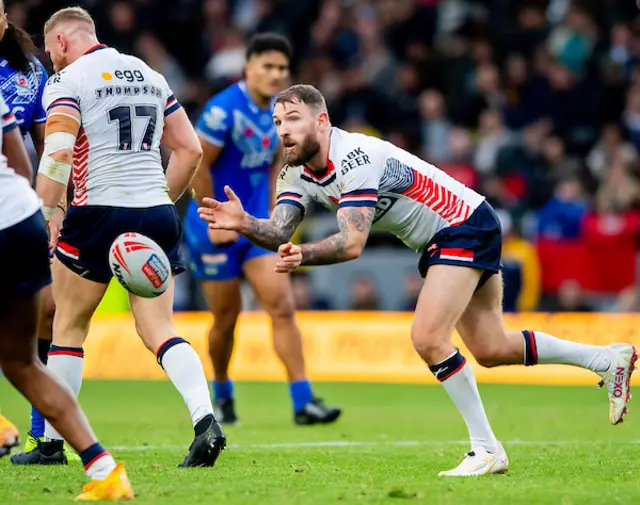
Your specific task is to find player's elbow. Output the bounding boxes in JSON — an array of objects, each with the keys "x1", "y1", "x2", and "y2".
[
  {"x1": 187, "y1": 143, "x2": 203, "y2": 175},
  {"x1": 344, "y1": 239, "x2": 365, "y2": 261}
]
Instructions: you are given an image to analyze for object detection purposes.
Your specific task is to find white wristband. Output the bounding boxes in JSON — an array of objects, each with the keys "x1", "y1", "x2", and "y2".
[{"x1": 42, "y1": 205, "x2": 55, "y2": 221}]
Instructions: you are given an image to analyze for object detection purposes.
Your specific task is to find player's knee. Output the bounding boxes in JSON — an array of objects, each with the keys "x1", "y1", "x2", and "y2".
[
  {"x1": 212, "y1": 309, "x2": 240, "y2": 340},
  {"x1": 411, "y1": 321, "x2": 451, "y2": 364},
  {"x1": 0, "y1": 358, "x2": 36, "y2": 386},
  {"x1": 264, "y1": 295, "x2": 295, "y2": 323}
]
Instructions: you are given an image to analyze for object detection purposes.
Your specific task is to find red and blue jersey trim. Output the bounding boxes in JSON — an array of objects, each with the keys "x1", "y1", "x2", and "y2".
[
  {"x1": 165, "y1": 94, "x2": 181, "y2": 116},
  {"x1": 276, "y1": 191, "x2": 305, "y2": 214},
  {"x1": 2, "y1": 112, "x2": 17, "y2": 133},
  {"x1": 338, "y1": 188, "x2": 378, "y2": 208},
  {"x1": 47, "y1": 97, "x2": 80, "y2": 113}
]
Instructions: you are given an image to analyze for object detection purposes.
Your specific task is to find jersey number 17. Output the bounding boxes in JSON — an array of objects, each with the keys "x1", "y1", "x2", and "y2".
[{"x1": 108, "y1": 105, "x2": 158, "y2": 152}]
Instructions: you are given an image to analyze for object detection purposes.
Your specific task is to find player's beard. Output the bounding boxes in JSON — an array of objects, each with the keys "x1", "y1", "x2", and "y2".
[{"x1": 283, "y1": 133, "x2": 321, "y2": 166}]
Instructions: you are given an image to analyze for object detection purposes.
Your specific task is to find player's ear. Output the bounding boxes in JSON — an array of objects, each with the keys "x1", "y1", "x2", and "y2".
[
  {"x1": 57, "y1": 33, "x2": 65, "y2": 51},
  {"x1": 317, "y1": 111, "x2": 330, "y2": 131}
]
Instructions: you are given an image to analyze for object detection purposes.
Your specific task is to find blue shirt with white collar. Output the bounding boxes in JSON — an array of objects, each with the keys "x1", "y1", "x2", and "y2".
[{"x1": 193, "y1": 81, "x2": 278, "y2": 219}]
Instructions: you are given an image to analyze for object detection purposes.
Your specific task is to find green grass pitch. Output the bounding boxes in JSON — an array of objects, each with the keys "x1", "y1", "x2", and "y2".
[{"x1": 0, "y1": 380, "x2": 638, "y2": 504}]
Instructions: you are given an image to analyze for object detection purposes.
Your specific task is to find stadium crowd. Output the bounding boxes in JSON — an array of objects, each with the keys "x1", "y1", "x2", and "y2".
[{"x1": 9, "y1": 0, "x2": 640, "y2": 312}]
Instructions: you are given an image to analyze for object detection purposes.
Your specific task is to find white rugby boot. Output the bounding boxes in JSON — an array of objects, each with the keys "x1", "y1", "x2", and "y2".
[
  {"x1": 438, "y1": 442, "x2": 508, "y2": 477},
  {"x1": 597, "y1": 344, "x2": 638, "y2": 425}
]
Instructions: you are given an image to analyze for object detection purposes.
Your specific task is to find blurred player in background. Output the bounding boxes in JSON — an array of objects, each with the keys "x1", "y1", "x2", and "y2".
[
  {"x1": 30, "y1": 7, "x2": 225, "y2": 467},
  {"x1": 0, "y1": 93, "x2": 133, "y2": 500},
  {"x1": 186, "y1": 33, "x2": 341, "y2": 425},
  {"x1": 199, "y1": 84, "x2": 636, "y2": 476},
  {"x1": 0, "y1": 1, "x2": 78, "y2": 464}
]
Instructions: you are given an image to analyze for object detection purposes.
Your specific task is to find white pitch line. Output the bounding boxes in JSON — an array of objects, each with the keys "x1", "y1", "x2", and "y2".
[{"x1": 111, "y1": 440, "x2": 640, "y2": 451}]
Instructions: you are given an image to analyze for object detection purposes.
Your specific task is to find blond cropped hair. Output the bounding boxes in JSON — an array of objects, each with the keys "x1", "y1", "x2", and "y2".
[{"x1": 44, "y1": 7, "x2": 96, "y2": 35}]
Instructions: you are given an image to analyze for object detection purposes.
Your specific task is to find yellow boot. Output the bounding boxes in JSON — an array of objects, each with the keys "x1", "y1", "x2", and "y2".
[
  {"x1": 0, "y1": 414, "x2": 20, "y2": 458},
  {"x1": 75, "y1": 463, "x2": 134, "y2": 501}
]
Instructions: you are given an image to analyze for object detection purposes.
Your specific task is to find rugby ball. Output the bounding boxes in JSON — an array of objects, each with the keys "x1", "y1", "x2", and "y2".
[{"x1": 108, "y1": 232, "x2": 171, "y2": 298}]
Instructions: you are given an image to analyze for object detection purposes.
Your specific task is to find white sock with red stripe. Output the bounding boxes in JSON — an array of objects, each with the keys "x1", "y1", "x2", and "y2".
[
  {"x1": 44, "y1": 345, "x2": 84, "y2": 441},
  {"x1": 522, "y1": 330, "x2": 611, "y2": 372},
  {"x1": 156, "y1": 338, "x2": 214, "y2": 426},
  {"x1": 430, "y1": 350, "x2": 499, "y2": 453},
  {"x1": 80, "y1": 442, "x2": 117, "y2": 481}
]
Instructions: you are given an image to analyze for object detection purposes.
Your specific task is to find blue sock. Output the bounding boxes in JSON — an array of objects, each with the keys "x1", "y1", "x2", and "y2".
[
  {"x1": 79, "y1": 442, "x2": 108, "y2": 468},
  {"x1": 30, "y1": 407, "x2": 45, "y2": 438},
  {"x1": 213, "y1": 380, "x2": 233, "y2": 401},
  {"x1": 31, "y1": 338, "x2": 50, "y2": 438},
  {"x1": 289, "y1": 380, "x2": 313, "y2": 412}
]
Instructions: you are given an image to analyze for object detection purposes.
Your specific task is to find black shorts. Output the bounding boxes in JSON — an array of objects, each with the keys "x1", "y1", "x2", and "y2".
[
  {"x1": 0, "y1": 211, "x2": 51, "y2": 298},
  {"x1": 56, "y1": 205, "x2": 185, "y2": 284},
  {"x1": 418, "y1": 201, "x2": 503, "y2": 289}
]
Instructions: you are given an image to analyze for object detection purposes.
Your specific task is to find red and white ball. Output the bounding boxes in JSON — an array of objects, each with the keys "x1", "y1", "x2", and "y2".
[{"x1": 108, "y1": 232, "x2": 171, "y2": 298}]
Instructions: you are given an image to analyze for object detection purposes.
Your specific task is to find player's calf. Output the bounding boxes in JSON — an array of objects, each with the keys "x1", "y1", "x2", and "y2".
[{"x1": 518, "y1": 330, "x2": 637, "y2": 424}]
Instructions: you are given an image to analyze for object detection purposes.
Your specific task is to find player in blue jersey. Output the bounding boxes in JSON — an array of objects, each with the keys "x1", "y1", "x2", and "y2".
[
  {"x1": 0, "y1": 5, "x2": 76, "y2": 464},
  {"x1": 186, "y1": 33, "x2": 341, "y2": 425}
]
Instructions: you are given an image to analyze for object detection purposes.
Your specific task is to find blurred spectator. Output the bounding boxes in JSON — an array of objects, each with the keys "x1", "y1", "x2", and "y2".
[
  {"x1": 348, "y1": 275, "x2": 381, "y2": 311},
  {"x1": 474, "y1": 109, "x2": 513, "y2": 175},
  {"x1": 135, "y1": 33, "x2": 193, "y2": 103},
  {"x1": 454, "y1": 63, "x2": 503, "y2": 128},
  {"x1": 537, "y1": 176, "x2": 588, "y2": 240},
  {"x1": 439, "y1": 128, "x2": 477, "y2": 189},
  {"x1": 102, "y1": 1, "x2": 137, "y2": 55},
  {"x1": 499, "y1": 212, "x2": 541, "y2": 312},
  {"x1": 541, "y1": 135, "x2": 583, "y2": 184},
  {"x1": 329, "y1": 65, "x2": 390, "y2": 134},
  {"x1": 543, "y1": 279, "x2": 593, "y2": 312},
  {"x1": 609, "y1": 23, "x2": 635, "y2": 80},
  {"x1": 546, "y1": 5, "x2": 596, "y2": 77},
  {"x1": 587, "y1": 123, "x2": 638, "y2": 181},
  {"x1": 291, "y1": 273, "x2": 332, "y2": 311},
  {"x1": 399, "y1": 273, "x2": 423, "y2": 312},
  {"x1": 595, "y1": 158, "x2": 640, "y2": 212},
  {"x1": 205, "y1": 28, "x2": 246, "y2": 85},
  {"x1": 419, "y1": 89, "x2": 453, "y2": 164},
  {"x1": 623, "y1": 85, "x2": 640, "y2": 150}
]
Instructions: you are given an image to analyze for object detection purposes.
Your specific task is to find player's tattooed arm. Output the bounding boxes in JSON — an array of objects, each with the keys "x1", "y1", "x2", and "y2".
[
  {"x1": 242, "y1": 203, "x2": 304, "y2": 251},
  {"x1": 299, "y1": 206, "x2": 375, "y2": 266}
]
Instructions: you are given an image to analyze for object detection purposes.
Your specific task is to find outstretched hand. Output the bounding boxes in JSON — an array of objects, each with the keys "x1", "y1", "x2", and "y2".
[
  {"x1": 197, "y1": 185, "x2": 246, "y2": 232},
  {"x1": 276, "y1": 242, "x2": 302, "y2": 273}
]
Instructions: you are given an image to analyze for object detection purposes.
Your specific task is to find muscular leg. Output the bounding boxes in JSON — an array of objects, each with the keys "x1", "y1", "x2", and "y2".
[
  {"x1": 0, "y1": 289, "x2": 121, "y2": 482},
  {"x1": 201, "y1": 279, "x2": 242, "y2": 385},
  {"x1": 43, "y1": 260, "x2": 108, "y2": 442},
  {"x1": 130, "y1": 277, "x2": 214, "y2": 424},
  {"x1": 412, "y1": 265, "x2": 500, "y2": 461},
  {"x1": 0, "y1": 290, "x2": 95, "y2": 452},
  {"x1": 457, "y1": 272, "x2": 634, "y2": 424},
  {"x1": 130, "y1": 277, "x2": 224, "y2": 467},
  {"x1": 243, "y1": 254, "x2": 341, "y2": 423},
  {"x1": 244, "y1": 255, "x2": 306, "y2": 382}
]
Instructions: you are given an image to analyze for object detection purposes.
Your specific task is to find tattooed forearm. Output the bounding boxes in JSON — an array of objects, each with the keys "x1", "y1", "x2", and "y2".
[
  {"x1": 242, "y1": 204, "x2": 303, "y2": 251},
  {"x1": 300, "y1": 207, "x2": 375, "y2": 265}
]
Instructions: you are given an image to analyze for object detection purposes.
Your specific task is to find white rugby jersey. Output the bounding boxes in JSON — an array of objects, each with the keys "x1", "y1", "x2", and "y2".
[
  {"x1": 42, "y1": 44, "x2": 181, "y2": 207},
  {"x1": 0, "y1": 95, "x2": 40, "y2": 230},
  {"x1": 276, "y1": 127, "x2": 485, "y2": 252}
]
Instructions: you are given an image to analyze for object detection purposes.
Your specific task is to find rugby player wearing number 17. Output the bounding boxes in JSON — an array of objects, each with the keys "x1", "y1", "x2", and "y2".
[
  {"x1": 199, "y1": 84, "x2": 637, "y2": 476},
  {"x1": 32, "y1": 6, "x2": 225, "y2": 471}
]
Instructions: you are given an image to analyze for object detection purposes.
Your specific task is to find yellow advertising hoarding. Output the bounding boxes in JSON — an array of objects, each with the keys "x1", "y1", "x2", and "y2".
[{"x1": 82, "y1": 312, "x2": 640, "y2": 385}]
